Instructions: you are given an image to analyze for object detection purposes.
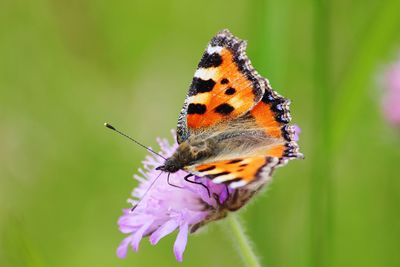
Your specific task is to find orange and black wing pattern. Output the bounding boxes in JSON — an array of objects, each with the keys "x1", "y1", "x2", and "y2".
[
  {"x1": 189, "y1": 139, "x2": 301, "y2": 189},
  {"x1": 177, "y1": 29, "x2": 267, "y2": 144},
  {"x1": 191, "y1": 155, "x2": 280, "y2": 188},
  {"x1": 246, "y1": 89, "x2": 302, "y2": 162}
]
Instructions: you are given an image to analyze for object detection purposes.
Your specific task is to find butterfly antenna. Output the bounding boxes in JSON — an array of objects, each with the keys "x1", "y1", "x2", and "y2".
[
  {"x1": 104, "y1": 123, "x2": 167, "y2": 160},
  {"x1": 131, "y1": 171, "x2": 164, "y2": 212}
]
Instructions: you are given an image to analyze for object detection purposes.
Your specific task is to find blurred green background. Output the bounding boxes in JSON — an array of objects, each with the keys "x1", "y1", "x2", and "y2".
[{"x1": 1, "y1": 0, "x2": 400, "y2": 266}]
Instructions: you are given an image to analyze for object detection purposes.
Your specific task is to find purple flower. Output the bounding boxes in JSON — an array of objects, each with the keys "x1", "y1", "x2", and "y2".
[
  {"x1": 117, "y1": 131, "x2": 253, "y2": 262},
  {"x1": 292, "y1": 124, "x2": 301, "y2": 142},
  {"x1": 382, "y1": 57, "x2": 400, "y2": 126},
  {"x1": 116, "y1": 126, "x2": 299, "y2": 261}
]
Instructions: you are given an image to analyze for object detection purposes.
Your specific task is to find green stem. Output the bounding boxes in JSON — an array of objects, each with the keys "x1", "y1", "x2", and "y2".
[{"x1": 227, "y1": 214, "x2": 262, "y2": 267}]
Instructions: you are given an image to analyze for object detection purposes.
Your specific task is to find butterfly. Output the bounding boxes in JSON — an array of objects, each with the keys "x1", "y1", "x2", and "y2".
[{"x1": 155, "y1": 29, "x2": 302, "y2": 190}]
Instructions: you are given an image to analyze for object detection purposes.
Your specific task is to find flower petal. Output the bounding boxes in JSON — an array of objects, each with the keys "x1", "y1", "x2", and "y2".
[
  {"x1": 118, "y1": 224, "x2": 138, "y2": 234},
  {"x1": 116, "y1": 235, "x2": 133, "y2": 258},
  {"x1": 173, "y1": 223, "x2": 189, "y2": 262},
  {"x1": 293, "y1": 124, "x2": 301, "y2": 142},
  {"x1": 149, "y1": 219, "x2": 179, "y2": 245},
  {"x1": 130, "y1": 219, "x2": 154, "y2": 252},
  {"x1": 118, "y1": 214, "x2": 152, "y2": 233},
  {"x1": 219, "y1": 186, "x2": 229, "y2": 204}
]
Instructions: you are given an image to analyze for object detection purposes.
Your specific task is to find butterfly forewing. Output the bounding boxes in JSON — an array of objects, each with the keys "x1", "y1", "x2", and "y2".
[{"x1": 177, "y1": 29, "x2": 267, "y2": 144}]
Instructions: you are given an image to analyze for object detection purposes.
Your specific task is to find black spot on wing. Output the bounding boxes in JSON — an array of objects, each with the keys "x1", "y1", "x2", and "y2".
[
  {"x1": 225, "y1": 87, "x2": 236, "y2": 95},
  {"x1": 215, "y1": 103, "x2": 234, "y2": 115},
  {"x1": 189, "y1": 78, "x2": 216, "y2": 96},
  {"x1": 198, "y1": 165, "x2": 216, "y2": 172},
  {"x1": 208, "y1": 171, "x2": 230, "y2": 179},
  {"x1": 198, "y1": 53, "x2": 222, "y2": 68},
  {"x1": 187, "y1": 103, "x2": 207, "y2": 115},
  {"x1": 228, "y1": 159, "x2": 242, "y2": 164},
  {"x1": 220, "y1": 78, "x2": 229, "y2": 84}
]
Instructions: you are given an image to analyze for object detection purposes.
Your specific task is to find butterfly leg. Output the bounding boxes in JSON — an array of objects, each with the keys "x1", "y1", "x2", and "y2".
[
  {"x1": 225, "y1": 185, "x2": 230, "y2": 200},
  {"x1": 167, "y1": 172, "x2": 183, "y2": 189},
  {"x1": 184, "y1": 174, "x2": 211, "y2": 198}
]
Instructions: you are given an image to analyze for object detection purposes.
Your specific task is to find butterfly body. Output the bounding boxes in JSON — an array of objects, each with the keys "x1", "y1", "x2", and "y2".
[
  {"x1": 157, "y1": 138, "x2": 216, "y2": 173},
  {"x1": 158, "y1": 29, "x2": 302, "y2": 189}
]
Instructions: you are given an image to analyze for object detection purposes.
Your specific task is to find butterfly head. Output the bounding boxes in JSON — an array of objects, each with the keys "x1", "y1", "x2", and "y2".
[{"x1": 156, "y1": 158, "x2": 182, "y2": 173}]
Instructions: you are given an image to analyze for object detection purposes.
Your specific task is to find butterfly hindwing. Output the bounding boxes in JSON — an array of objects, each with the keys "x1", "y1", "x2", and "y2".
[
  {"x1": 191, "y1": 155, "x2": 280, "y2": 189},
  {"x1": 245, "y1": 89, "x2": 302, "y2": 161},
  {"x1": 177, "y1": 29, "x2": 267, "y2": 144}
]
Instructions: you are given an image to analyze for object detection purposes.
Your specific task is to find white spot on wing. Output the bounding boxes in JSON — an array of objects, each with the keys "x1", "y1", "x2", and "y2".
[
  {"x1": 229, "y1": 180, "x2": 247, "y2": 188},
  {"x1": 213, "y1": 173, "x2": 236, "y2": 183},
  {"x1": 194, "y1": 68, "x2": 218, "y2": 80},
  {"x1": 228, "y1": 96, "x2": 245, "y2": 108},
  {"x1": 188, "y1": 93, "x2": 210, "y2": 104},
  {"x1": 207, "y1": 45, "x2": 223, "y2": 54}
]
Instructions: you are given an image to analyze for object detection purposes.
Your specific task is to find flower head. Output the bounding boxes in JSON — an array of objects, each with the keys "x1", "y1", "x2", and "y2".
[
  {"x1": 117, "y1": 131, "x2": 262, "y2": 262},
  {"x1": 382, "y1": 56, "x2": 400, "y2": 126}
]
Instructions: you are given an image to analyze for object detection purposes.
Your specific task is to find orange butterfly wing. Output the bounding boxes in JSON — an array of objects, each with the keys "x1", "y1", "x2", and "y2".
[
  {"x1": 247, "y1": 89, "x2": 301, "y2": 160},
  {"x1": 177, "y1": 29, "x2": 267, "y2": 144},
  {"x1": 192, "y1": 155, "x2": 279, "y2": 188}
]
